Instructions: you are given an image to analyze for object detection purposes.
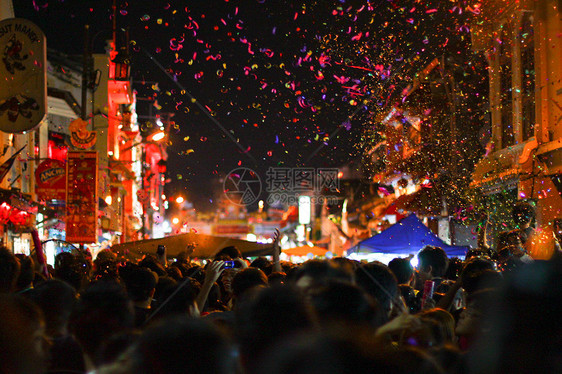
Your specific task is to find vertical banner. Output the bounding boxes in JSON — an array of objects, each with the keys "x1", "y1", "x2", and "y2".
[{"x1": 66, "y1": 151, "x2": 98, "y2": 243}]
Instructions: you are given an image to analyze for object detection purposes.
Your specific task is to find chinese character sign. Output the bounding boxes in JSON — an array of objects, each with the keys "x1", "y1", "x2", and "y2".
[{"x1": 66, "y1": 151, "x2": 98, "y2": 243}]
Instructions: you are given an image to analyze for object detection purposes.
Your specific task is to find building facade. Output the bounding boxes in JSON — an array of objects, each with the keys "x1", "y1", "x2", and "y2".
[{"x1": 471, "y1": 0, "x2": 562, "y2": 258}]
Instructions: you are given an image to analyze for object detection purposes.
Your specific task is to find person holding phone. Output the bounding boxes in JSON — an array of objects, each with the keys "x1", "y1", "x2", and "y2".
[{"x1": 156, "y1": 244, "x2": 167, "y2": 267}]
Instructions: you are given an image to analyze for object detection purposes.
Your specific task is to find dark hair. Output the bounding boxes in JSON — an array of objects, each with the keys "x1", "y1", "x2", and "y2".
[
  {"x1": 215, "y1": 246, "x2": 242, "y2": 260},
  {"x1": 231, "y1": 267, "x2": 268, "y2": 299},
  {"x1": 429, "y1": 344, "x2": 467, "y2": 374},
  {"x1": 14, "y1": 254, "x2": 35, "y2": 291},
  {"x1": 92, "y1": 258, "x2": 119, "y2": 281},
  {"x1": 399, "y1": 284, "x2": 421, "y2": 314},
  {"x1": 354, "y1": 262, "x2": 398, "y2": 320},
  {"x1": 235, "y1": 285, "x2": 314, "y2": 373},
  {"x1": 0, "y1": 247, "x2": 20, "y2": 293},
  {"x1": 418, "y1": 308, "x2": 456, "y2": 344},
  {"x1": 170, "y1": 261, "x2": 191, "y2": 278},
  {"x1": 54, "y1": 252, "x2": 88, "y2": 292},
  {"x1": 250, "y1": 257, "x2": 272, "y2": 274},
  {"x1": 27, "y1": 279, "x2": 77, "y2": 336},
  {"x1": 468, "y1": 258, "x2": 562, "y2": 373},
  {"x1": 418, "y1": 246, "x2": 449, "y2": 277},
  {"x1": 497, "y1": 231, "x2": 523, "y2": 252},
  {"x1": 120, "y1": 264, "x2": 157, "y2": 302},
  {"x1": 388, "y1": 257, "x2": 414, "y2": 284},
  {"x1": 151, "y1": 277, "x2": 201, "y2": 321},
  {"x1": 127, "y1": 316, "x2": 235, "y2": 374},
  {"x1": 461, "y1": 258, "x2": 501, "y2": 294},
  {"x1": 445, "y1": 257, "x2": 464, "y2": 281},
  {"x1": 0, "y1": 294, "x2": 46, "y2": 374},
  {"x1": 268, "y1": 271, "x2": 287, "y2": 286},
  {"x1": 307, "y1": 279, "x2": 381, "y2": 328},
  {"x1": 257, "y1": 329, "x2": 444, "y2": 374},
  {"x1": 165, "y1": 265, "x2": 183, "y2": 281},
  {"x1": 69, "y1": 280, "x2": 134, "y2": 364},
  {"x1": 289, "y1": 259, "x2": 353, "y2": 287},
  {"x1": 139, "y1": 255, "x2": 167, "y2": 277}
]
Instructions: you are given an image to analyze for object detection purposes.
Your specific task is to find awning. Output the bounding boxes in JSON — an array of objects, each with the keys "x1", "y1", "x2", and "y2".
[
  {"x1": 108, "y1": 158, "x2": 136, "y2": 181},
  {"x1": 111, "y1": 232, "x2": 273, "y2": 260},
  {"x1": 0, "y1": 189, "x2": 37, "y2": 212},
  {"x1": 352, "y1": 214, "x2": 468, "y2": 258},
  {"x1": 283, "y1": 245, "x2": 327, "y2": 257},
  {"x1": 471, "y1": 145, "x2": 524, "y2": 193},
  {"x1": 47, "y1": 87, "x2": 81, "y2": 118}
]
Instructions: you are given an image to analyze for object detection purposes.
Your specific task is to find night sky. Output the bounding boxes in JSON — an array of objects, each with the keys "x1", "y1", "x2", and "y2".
[{"x1": 14, "y1": 0, "x2": 477, "y2": 212}]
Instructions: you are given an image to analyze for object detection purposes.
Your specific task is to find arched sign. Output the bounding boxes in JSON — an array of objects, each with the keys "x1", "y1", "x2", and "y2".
[{"x1": 0, "y1": 18, "x2": 47, "y2": 133}]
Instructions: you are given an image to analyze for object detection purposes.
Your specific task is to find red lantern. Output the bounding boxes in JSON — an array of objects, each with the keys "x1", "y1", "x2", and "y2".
[
  {"x1": 0, "y1": 203, "x2": 12, "y2": 223},
  {"x1": 9, "y1": 211, "x2": 28, "y2": 226}
]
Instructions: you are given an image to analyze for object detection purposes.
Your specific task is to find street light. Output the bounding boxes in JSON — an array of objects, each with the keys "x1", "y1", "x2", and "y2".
[
  {"x1": 176, "y1": 196, "x2": 184, "y2": 204},
  {"x1": 151, "y1": 131, "x2": 166, "y2": 142}
]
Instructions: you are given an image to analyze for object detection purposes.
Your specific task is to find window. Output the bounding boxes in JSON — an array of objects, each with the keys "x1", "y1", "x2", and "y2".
[
  {"x1": 499, "y1": 25, "x2": 514, "y2": 148},
  {"x1": 520, "y1": 13, "x2": 535, "y2": 141}
]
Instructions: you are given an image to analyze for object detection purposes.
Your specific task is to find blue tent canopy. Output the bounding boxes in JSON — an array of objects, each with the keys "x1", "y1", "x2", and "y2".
[{"x1": 354, "y1": 214, "x2": 468, "y2": 258}]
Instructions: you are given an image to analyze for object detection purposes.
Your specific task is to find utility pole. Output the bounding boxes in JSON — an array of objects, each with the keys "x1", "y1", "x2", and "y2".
[{"x1": 82, "y1": 25, "x2": 90, "y2": 121}]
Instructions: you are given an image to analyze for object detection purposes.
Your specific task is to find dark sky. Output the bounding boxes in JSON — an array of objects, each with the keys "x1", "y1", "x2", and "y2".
[{"x1": 14, "y1": 0, "x2": 474, "y2": 211}]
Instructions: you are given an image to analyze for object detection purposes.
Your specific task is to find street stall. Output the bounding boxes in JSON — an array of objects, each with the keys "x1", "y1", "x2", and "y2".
[{"x1": 348, "y1": 214, "x2": 468, "y2": 264}]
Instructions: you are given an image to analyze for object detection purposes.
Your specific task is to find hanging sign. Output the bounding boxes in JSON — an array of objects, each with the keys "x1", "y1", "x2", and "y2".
[
  {"x1": 35, "y1": 159, "x2": 66, "y2": 201},
  {"x1": 69, "y1": 118, "x2": 97, "y2": 149},
  {"x1": 66, "y1": 151, "x2": 98, "y2": 243},
  {"x1": 0, "y1": 18, "x2": 47, "y2": 133}
]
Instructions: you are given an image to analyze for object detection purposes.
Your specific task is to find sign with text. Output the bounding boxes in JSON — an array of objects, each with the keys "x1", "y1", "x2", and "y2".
[
  {"x1": 35, "y1": 159, "x2": 66, "y2": 201},
  {"x1": 69, "y1": 118, "x2": 97, "y2": 149},
  {"x1": 0, "y1": 18, "x2": 47, "y2": 133},
  {"x1": 66, "y1": 151, "x2": 98, "y2": 243}
]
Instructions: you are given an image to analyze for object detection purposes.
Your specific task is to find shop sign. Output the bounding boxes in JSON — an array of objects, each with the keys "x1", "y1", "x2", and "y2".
[
  {"x1": 213, "y1": 224, "x2": 251, "y2": 236},
  {"x1": 0, "y1": 18, "x2": 47, "y2": 133},
  {"x1": 69, "y1": 118, "x2": 97, "y2": 149},
  {"x1": 35, "y1": 159, "x2": 66, "y2": 201},
  {"x1": 66, "y1": 151, "x2": 98, "y2": 243}
]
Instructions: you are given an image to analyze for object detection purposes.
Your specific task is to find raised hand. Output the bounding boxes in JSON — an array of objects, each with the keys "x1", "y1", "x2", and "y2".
[
  {"x1": 205, "y1": 260, "x2": 225, "y2": 285},
  {"x1": 272, "y1": 228, "x2": 282, "y2": 272}
]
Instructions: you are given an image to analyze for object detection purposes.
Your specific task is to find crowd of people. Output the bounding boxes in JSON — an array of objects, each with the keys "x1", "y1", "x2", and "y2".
[{"x1": 1, "y1": 202, "x2": 561, "y2": 373}]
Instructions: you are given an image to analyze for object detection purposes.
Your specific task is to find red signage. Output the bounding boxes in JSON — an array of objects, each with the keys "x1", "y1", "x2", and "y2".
[
  {"x1": 35, "y1": 159, "x2": 66, "y2": 201},
  {"x1": 213, "y1": 224, "x2": 250, "y2": 235},
  {"x1": 66, "y1": 151, "x2": 98, "y2": 243}
]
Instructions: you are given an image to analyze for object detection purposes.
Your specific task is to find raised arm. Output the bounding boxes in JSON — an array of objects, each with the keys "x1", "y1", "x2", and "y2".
[
  {"x1": 195, "y1": 260, "x2": 224, "y2": 313},
  {"x1": 271, "y1": 229, "x2": 282, "y2": 273}
]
